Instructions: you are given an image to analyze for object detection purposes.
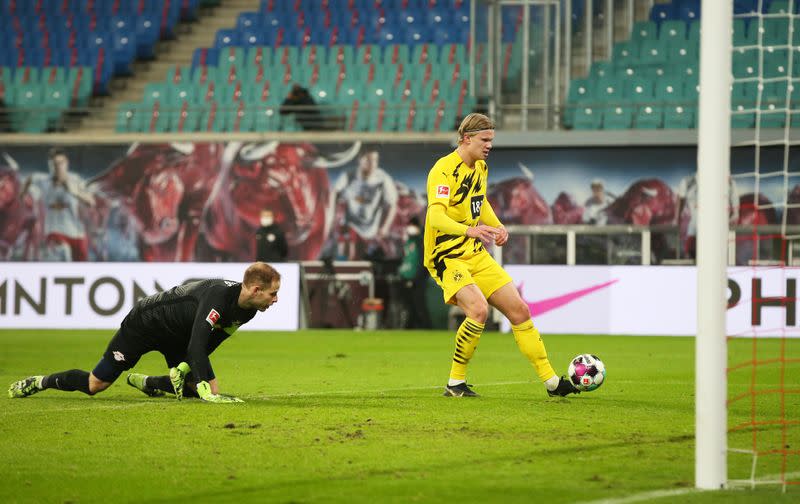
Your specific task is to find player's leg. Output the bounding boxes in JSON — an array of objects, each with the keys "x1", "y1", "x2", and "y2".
[
  {"x1": 432, "y1": 260, "x2": 488, "y2": 397},
  {"x1": 472, "y1": 255, "x2": 579, "y2": 397},
  {"x1": 128, "y1": 352, "x2": 200, "y2": 398},
  {"x1": 8, "y1": 329, "x2": 139, "y2": 398}
]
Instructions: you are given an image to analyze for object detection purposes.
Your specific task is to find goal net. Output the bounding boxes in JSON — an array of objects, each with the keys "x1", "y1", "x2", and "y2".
[{"x1": 712, "y1": 0, "x2": 800, "y2": 491}]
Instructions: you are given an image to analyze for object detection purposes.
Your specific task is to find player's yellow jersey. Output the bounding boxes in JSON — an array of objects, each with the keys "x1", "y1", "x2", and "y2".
[{"x1": 424, "y1": 150, "x2": 489, "y2": 277}]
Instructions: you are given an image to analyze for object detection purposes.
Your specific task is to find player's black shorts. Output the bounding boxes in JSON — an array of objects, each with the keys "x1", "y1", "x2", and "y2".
[{"x1": 91, "y1": 326, "x2": 153, "y2": 383}]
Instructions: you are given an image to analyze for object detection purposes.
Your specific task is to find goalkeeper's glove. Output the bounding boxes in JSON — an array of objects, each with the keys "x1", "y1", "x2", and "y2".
[
  {"x1": 196, "y1": 381, "x2": 244, "y2": 403},
  {"x1": 169, "y1": 362, "x2": 191, "y2": 401}
]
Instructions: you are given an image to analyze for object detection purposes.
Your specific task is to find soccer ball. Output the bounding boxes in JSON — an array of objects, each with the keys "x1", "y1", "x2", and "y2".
[{"x1": 568, "y1": 354, "x2": 606, "y2": 392}]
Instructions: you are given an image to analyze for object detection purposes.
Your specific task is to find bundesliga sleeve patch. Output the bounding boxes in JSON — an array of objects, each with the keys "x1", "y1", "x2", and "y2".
[
  {"x1": 436, "y1": 185, "x2": 450, "y2": 198},
  {"x1": 206, "y1": 309, "x2": 221, "y2": 327}
]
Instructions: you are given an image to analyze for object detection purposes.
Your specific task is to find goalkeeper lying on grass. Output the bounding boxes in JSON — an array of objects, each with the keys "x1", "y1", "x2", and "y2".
[{"x1": 8, "y1": 262, "x2": 281, "y2": 404}]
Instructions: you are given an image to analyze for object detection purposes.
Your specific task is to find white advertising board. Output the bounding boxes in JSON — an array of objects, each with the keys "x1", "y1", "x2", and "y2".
[
  {"x1": 501, "y1": 265, "x2": 800, "y2": 337},
  {"x1": 0, "y1": 262, "x2": 300, "y2": 331}
]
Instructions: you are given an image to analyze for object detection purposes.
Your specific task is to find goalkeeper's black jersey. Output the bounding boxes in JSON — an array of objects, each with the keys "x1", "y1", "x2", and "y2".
[{"x1": 123, "y1": 279, "x2": 256, "y2": 382}]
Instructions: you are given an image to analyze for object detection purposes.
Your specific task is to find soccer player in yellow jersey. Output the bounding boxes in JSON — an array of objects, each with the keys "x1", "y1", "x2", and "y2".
[{"x1": 424, "y1": 113, "x2": 579, "y2": 398}]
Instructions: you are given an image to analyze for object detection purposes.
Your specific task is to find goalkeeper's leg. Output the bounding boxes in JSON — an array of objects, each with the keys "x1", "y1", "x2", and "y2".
[{"x1": 128, "y1": 373, "x2": 200, "y2": 398}]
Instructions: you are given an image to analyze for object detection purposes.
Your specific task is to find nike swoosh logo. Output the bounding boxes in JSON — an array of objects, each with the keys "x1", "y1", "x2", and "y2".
[{"x1": 520, "y1": 279, "x2": 618, "y2": 316}]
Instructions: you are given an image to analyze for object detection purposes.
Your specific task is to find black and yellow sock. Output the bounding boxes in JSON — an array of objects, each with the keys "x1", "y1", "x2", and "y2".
[
  {"x1": 512, "y1": 320, "x2": 556, "y2": 382},
  {"x1": 449, "y1": 317, "x2": 485, "y2": 382}
]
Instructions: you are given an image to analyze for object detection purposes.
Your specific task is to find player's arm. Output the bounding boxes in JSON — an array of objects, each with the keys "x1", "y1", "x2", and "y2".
[
  {"x1": 479, "y1": 198, "x2": 508, "y2": 246},
  {"x1": 172, "y1": 298, "x2": 243, "y2": 403}
]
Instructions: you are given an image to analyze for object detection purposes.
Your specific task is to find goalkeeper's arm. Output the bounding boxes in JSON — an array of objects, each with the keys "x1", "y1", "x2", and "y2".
[{"x1": 171, "y1": 362, "x2": 243, "y2": 403}]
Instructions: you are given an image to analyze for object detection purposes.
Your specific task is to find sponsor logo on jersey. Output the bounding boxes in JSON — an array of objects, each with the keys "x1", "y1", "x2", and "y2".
[
  {"x1": 113, "y1": 351, "x2": 125, "y2": 362},
  {"x1": 206, "y1": 309, "x2": 221, "y2": 326},
  {"x1": 224, "y1": 280, "x2": 237, "y2": 286},
  {"x1": 436, "y1": 185, "x2": 450, "y2": 198}
]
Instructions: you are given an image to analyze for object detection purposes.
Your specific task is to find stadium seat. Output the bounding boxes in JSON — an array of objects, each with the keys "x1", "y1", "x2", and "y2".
[
  {"x1": 603, "y1": 106, "x2": 634, "y2": 130},
  {"x1": 634, "y1": 105, "x2": 663, "y2": 129},
  {"x1": 573, "y1": 106, "x2": 602, "y2": 130},
  {"x1": 663, "y1": 105, "x2": 695, "y2": 129},
  {"x1": 631, "y1": 21, "x2": 658, "y2": 42},
  {"x1": 730, "y1": 103, "x2": 756, "y2": 129}
]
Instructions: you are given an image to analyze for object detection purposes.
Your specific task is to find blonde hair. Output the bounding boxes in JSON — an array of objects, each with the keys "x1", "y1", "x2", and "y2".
[
  {"x1": 243, "y1": 262, "x2": 281, "y2": 287},
  {"x1": 457, "y1": 113, "x2": 495, "y2": 144}
]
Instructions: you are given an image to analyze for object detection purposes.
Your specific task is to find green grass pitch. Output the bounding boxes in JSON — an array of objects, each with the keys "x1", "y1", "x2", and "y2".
[{"x1": 1, "y1": 329, "x2": 797, "y2": 503}]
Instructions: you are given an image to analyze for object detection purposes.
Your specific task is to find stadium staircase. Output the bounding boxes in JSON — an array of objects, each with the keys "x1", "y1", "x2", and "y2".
[{"x1": 78, "y1": 0, "x2": 262, "y2": 133}]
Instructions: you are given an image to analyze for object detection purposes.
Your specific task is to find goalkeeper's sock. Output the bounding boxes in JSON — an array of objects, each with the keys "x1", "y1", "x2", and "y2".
[
  {"x1": 449, "y1": 317, "x2": 484, "y2": 382},
  {"x1": 148, "y1": 375, "x2": 200, "y2": 398},
  {"x1": 41, "y1": 369, "x2": 91, "y2": 395},
  {"x1": 511, "y1": 320, "x2": 557, "y2": 383}
]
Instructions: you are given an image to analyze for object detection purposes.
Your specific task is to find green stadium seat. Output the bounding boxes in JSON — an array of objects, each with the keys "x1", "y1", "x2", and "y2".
[
  {"x1": 631, "y1": 21, "x2": 658, "y2": 42},
  {"x1": 612, "y1": 41, "x2": 639, "y2": 67},
  {"x1": 659, "y1": 20, "x2": 687, "y2": 43},
  {"x1": 142, "y1": 82, "x2": 169, "y2": 105},
  {"x1": 43, "y1": 85, "x2": 70, "y2": 126},
  {"x1": 625, "y1": 76, "x2": 655, "y2": 104},
  {"x1": 567, "y1": 78, "x2": 594, "y2": 104},
  {"x1": 116, "y1": 102, "x2": 144, "y2": 132},
  {"x1": 761, "y1": 17, "x2": 793, "y2": 46},
  {"x1": 412, "y1": 44, "x2": 439, "y2": 65},
  {"x1": 666, "y1": 40, "x2": 698, "y2": 66},
  {"x1": 764, "y1": 48, "x2": 790, "y2": 79},
  {"x1": 170, "y1": 103, "x2": 204, "y2": 133},
  {"x1": 731, "y1": 80, "x2": 760, "y2": 106},
  {"x1": 41, "y1": 67, "x2": 66, "y2": 86},
  {"x1": 730, "y1": 103, "x2": 755, "y2": 129},
  {"x1": 198, "y1": 102, "x2": 223, "y2": 132},
  {"x1": 663, "y1": 105, "x2": 695, "y2": 129},
  {"x1": 688, "y1": 20, "x2": 700, "y2": 42},
  {"x1": 595, "y1": 77, "x2": 624, "y2": 104},
  {"x1": 759, "y1": 103, "x2": 787, "y2": 128},
  {"x1": 67, "y1": 67, "x2": 93, "y2": 107},
  {"x1": 13, "y1": 67, "x2": 41, "y2": 86},
  {"x1": 732, "y1": 48, "x2": 759, "y2": 79},
  {"x1": 573, "y1": 106, "x2": 602, "y2": 130},
  {"x1": 769, "y1": 0, "x2": 792, "y2": 14},
  {"x1": 635, "y1": 105, "x2": 663, "y2": 129},
  {"x1": 223, "y1": 103, "x2": 254, "y2": 132},
  {"x1": 383, "y1": 45, "x2": 410, "y2": 66},
  {"x1": 655, "y1": 77, "x2": 685, "y2": 103},
  {"x1": 603, "y1": 106, "x2": 634, "y2": 129},
  {"x1": 164, "y1": 65, "x2": 192, "y2": 85},
  {"x1": 439, "y1": 44, "x2": 467, "y2": 67},
  {"x1": 639, "y1": 39, "x2": 668, "y2": 66},
  {"x1": 192, "y1": 66, "x2": 218, "y2": 87},
  {"x1": 328, "y1": 45, "x2": 355, "y2": 67},
  {"x1": 732, "y1": 18, "x2": 756, "y2": 47},
  {"x1": 252, "y1": 105, "x2": 280, "y2": 131},
  {"x1": 590, "y1": 60, "x2": 615, "y2": 79},
  {"x1": 247, "y1": 47, "x2": 275, "y2": 68},
  {"x1": 339, "y1": 81, "x2": 368, "y2": 103},
  {"x1": 217, "y1": 47, "x2": 246, "y2": 69},
  {"x1": 172, "y1": 82, "x2": 200, "y2": 105}
]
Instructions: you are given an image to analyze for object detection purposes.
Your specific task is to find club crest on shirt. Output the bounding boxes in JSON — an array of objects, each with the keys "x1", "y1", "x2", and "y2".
[
  {"x1": 436, "y1": 185, "x2": 450, "y2": 198},
  {"x1": 453, "y1": 271, "x2": 463, "y2": 283},
  {"x1": 206, "y1": 309, "x2": 221, "y2": 326}
]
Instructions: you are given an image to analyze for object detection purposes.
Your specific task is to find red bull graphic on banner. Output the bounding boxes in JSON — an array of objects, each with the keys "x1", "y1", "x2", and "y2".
[{"x1": 0, "y1": 143, "x2": 791, "y2": 263}]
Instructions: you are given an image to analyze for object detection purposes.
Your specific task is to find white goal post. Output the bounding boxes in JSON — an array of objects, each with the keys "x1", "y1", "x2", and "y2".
[{"x1": 696, "y1": 0, "x2": 732, "y2": 490}]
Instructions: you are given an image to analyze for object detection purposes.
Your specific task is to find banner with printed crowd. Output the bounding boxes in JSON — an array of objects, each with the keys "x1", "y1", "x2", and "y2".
[{"x1": 0, "y1": 141, "x2": 795, "y2": 263}]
